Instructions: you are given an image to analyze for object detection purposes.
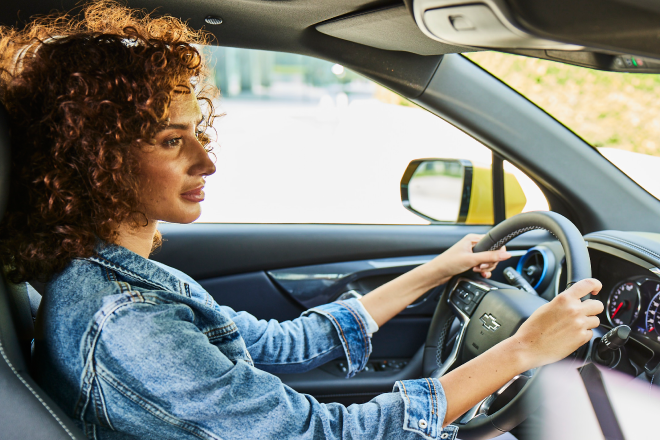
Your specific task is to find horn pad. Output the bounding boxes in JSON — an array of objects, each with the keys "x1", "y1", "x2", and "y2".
[{"x1": 460, "y1": 289, "x2": 547, "y2": 364}]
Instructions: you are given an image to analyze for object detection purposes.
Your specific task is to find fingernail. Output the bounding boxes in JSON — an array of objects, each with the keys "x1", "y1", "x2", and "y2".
[{"x1": 500, "y1": 251, "x2": 512, "y2": 260}]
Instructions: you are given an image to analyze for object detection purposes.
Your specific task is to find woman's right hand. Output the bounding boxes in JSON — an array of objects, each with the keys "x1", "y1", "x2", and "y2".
[{"x1": 511, "y1": 278, "x2": 604, "y2": 371}]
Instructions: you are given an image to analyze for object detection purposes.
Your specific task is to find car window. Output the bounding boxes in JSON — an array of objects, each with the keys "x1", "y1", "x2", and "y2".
[
  {"x1": 198, "y1": 47, "x2": 548, "y2": 225},
  {"x1": 465, "y1": 51, "x2": 660, "y2": 202}
]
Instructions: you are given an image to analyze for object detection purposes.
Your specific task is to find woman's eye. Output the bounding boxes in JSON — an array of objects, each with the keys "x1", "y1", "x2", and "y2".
[{"x1": 164, "y1": 137, "x2": 182, "y2": 148}]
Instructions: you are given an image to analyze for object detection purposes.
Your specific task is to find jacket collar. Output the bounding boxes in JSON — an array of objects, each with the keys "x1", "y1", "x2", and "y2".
[{"x1": 85, "y1": 242, "x2": 188, "y2": 296}]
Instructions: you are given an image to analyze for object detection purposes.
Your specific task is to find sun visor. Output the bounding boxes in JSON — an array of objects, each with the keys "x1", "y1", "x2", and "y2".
[
  {"x1": 316, "y1": 4, "x2": 474, "y2": 56},
  {"x1": 413, "y1": 0, "x2": 582, "y2": 51}
]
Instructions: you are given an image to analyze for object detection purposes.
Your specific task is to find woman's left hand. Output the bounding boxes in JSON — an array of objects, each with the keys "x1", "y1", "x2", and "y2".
[
  {"x1": 360, "y1": 234, "x2": 512, "y2": 327},
  {"x1": 428, "y1": 234, "x2": 512, "y2": 285}
]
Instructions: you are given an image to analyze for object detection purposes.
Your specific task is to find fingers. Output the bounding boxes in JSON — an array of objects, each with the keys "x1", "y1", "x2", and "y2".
[
  {"x1": 562, "y1": 278, "x2": 602, "y2": 300},
  {"x1": 472, "y1": 249, "x2": 512, "y2": 266},
  {"x1": 473, "y1": 262, "x2": 497, "y2": 272},
  {"x1": 579, "y1": 298, "x2": 605, "y2": 316},
  {"x1": 585, "y1": 315, "x2": 600, "y2": 329},
  {"x1": 465, "y1": 233, "x2": 485, "y2": 245},
  {"x1": 473, "y1": 261, "x2": 498, "y2": 279}
]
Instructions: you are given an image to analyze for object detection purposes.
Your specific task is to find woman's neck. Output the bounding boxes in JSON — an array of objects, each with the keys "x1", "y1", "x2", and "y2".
[{"x1": 114, "y1": 221, "x2": 158, "y2": 259}]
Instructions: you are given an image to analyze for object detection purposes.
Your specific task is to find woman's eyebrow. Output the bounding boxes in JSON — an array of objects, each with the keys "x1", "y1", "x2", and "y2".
[{"x1": 156, "y1": 116, "x2": 204, "y2": 133}]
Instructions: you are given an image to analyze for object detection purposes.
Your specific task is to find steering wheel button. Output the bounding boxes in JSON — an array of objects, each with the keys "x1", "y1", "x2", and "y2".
[
  {"x1": 454, "y1": 295, "x2": 471, "y2": 308},
  {"x1": 466, "y1": 283, "x2": 480, "y2": 292}
]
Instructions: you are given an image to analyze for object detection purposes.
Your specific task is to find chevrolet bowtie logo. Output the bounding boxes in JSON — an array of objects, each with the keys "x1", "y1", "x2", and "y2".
[{"x1": 480, "y1": 313, "x2": 500, "y2": 332}]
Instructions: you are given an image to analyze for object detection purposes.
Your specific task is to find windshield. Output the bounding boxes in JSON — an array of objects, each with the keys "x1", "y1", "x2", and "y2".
[{"x1": 465, "y1": 52, "x2": 660, "y2": 200}]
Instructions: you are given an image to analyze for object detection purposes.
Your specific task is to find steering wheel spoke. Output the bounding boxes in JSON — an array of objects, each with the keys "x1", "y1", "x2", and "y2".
[
  {"x1": 431, "y1": 276, "x2": 499, "y2": 378},
  {"x1": 458, "y1": 369, "x2": 536, "y2": 426}
]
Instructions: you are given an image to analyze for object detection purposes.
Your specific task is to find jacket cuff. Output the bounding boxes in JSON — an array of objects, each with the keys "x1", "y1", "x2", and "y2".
[
  {"x1": 348, "y1": 297, "x2": 379, "y2": 335},
  {"x1": 393, "y1": 378, "x2": 458, "y2": 440},
  {"x1": 305, "y1": 298, "x2": 372, "y2": 377}
]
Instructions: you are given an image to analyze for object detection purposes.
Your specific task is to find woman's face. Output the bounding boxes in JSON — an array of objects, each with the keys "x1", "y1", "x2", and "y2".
[{"x1": 135, "y1": 93, "x2": 216, "y2": 224}]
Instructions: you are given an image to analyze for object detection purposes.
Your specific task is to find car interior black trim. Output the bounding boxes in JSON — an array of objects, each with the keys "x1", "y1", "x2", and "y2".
[
  {"x1": 277, "y1": 345, "x2": 424, "y2": 396},
  {"x1": 585, "y1": 231, "x2": 660, "y2": 269},
  {"x1": 154, "y1": 223, "x2": 554, "y2": 280},
  {"x1": 492, "y1": 152, "x2": 505, "y2": 225}
]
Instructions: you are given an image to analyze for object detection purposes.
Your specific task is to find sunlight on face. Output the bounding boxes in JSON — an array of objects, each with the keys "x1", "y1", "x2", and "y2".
[{"x1": 135, "y1": 94, "x2": 216, "y2": 224}]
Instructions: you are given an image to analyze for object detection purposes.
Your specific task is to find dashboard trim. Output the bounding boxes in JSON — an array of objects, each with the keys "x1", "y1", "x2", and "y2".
[{"x1": 585, "y1": 241, "x2": 656, "y2": 271}]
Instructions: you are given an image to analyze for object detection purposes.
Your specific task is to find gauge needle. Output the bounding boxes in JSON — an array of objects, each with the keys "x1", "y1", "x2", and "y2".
[{"x1": 611, "y1": 302, "x2": 623, "y2": 318}]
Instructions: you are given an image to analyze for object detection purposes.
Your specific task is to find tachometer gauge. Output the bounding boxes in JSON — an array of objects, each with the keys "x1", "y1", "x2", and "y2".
[
  {"x1": 646, "y1": 287, "x2": 660, "y2": 336},
  {"x1": 607, "y1": 281, "x2": 641, "y2": 327}
]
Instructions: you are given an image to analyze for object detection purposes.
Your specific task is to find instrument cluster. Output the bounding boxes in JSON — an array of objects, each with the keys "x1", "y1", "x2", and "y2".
[{"x1": 606, "y1": 277, "x2": 660, "y2": 344}]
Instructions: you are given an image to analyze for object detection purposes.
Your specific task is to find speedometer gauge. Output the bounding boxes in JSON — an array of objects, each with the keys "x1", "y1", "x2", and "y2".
[{"x1": 607, "y1": 281, "x2": 641, "y2": 326}]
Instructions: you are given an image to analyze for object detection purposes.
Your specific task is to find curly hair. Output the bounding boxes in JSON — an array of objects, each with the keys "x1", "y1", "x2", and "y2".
[{"x1": 0, "y1": 1, "x2": 219, "y2": 283}]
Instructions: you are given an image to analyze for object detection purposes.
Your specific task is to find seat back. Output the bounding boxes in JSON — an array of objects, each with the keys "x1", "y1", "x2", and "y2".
[
  {"x1": 3, "y1": 279, "x2": 36, "y2": 367},
  {"x1": 0, "y1": 103, "x2": 85, "y2": 438}
]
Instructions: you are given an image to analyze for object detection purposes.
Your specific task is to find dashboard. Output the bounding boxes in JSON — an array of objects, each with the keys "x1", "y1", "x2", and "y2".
[
  {"x1": 588, "y1": 243, "x2": 660, "y2": 371},
  {"x1": 515, "y1": 231, "x2": 660, "y2": 378}
]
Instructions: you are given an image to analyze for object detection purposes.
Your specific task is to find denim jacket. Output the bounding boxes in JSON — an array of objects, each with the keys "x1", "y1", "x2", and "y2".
[{"x1": 34, "y1": 243, "x2": 457, "y2": 440}]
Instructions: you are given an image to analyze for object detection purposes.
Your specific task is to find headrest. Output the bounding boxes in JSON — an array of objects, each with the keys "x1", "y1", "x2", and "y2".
[{"x1": 0, "y1": 102, "x2": 9, "y2": 220}]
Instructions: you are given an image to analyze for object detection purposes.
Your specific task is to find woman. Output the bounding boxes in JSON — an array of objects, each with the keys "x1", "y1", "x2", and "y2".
[{"x1": 0, "y1": 2, "x2": 604, "y2": 439}]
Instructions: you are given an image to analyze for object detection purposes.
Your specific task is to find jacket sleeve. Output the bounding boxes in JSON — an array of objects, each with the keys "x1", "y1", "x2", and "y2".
[
  {"x1": 222, "y1": 298, "x2": 378, "y2": 376},
  {"x1": 92, "y1": 300, "x2": 458, "y2": 440}
]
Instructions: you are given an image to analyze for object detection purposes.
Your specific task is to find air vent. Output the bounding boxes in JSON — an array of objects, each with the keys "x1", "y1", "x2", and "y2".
[{"x1": 516, "y1": 246, "x2": 555, "y2": 292}]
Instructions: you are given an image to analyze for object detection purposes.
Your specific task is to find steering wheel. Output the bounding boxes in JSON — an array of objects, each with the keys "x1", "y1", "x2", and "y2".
[{"x1": 422, "y1": 211, "x2": 591, "y2": 439}]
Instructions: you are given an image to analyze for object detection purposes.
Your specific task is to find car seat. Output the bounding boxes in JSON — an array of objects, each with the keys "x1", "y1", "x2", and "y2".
[{"x1": 0, "y1": 102, "x2": 86, "y2": 439}]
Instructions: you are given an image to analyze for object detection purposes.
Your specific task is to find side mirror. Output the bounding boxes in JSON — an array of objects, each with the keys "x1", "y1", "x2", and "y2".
[{"x1": 400, "y1": 159, "x2": 527, "y2": 224}]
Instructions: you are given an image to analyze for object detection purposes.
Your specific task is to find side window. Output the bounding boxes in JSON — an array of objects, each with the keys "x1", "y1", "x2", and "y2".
[{"x1": 199, "y1": 47, "x2": 548, "y2": 225}]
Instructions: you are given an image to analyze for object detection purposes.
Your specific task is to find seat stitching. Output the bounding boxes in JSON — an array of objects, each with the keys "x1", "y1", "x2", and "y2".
[{"x1": 0, "y1": 340, "x2": 77, "y2": 439}]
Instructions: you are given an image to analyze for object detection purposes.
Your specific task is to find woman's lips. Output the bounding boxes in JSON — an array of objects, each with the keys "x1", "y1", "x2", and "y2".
[{"x1": 181, "y1": 186, "x2": 205, "y2": 202}]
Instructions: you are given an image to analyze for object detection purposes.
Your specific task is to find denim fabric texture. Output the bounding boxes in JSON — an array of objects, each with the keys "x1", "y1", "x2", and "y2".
[{"x1": 33, "y1": 242, "x2": 454, "y2": 439}]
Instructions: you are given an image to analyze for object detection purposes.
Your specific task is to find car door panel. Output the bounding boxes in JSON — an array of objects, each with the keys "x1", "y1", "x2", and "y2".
[
  {"x1": 198, "y1": 272, "x2": 304, "y2": 322},
  {"x1": 155, "y1": 223, "x2": 549, "y2": 278},
  {"x1": 152, "y1": 223, "x2": 551, "y2": 403}
]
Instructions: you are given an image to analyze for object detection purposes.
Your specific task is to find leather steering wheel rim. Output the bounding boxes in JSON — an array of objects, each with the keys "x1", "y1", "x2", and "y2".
[
  {"x1": 472, "y1": 211, "x2": 591, "y2": 287},
  {"x1": 423, "y1": 211, "x2": 591, "y2": 439}
]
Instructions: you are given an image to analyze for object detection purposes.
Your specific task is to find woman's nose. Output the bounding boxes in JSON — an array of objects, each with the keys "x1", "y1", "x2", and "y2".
[{"x1": 191, "y1": 139, "x2": 216, "y2": 177}]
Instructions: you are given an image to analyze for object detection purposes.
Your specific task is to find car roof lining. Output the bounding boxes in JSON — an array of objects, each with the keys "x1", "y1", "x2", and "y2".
[
  {"x1": 0, "y1": 0, "x2": 458, "y2": 98},
  {"x1": 315, "y1": 4, "x2": 476, "y2": 56},
  {"x1": 0, "y1": 1, "x2": 461, "y2": 55}
]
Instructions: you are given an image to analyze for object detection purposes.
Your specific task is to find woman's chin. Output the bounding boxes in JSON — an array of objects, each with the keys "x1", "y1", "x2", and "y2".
[{"x1": 162, "y1": 208, "x2": 202, "y2": 224}]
